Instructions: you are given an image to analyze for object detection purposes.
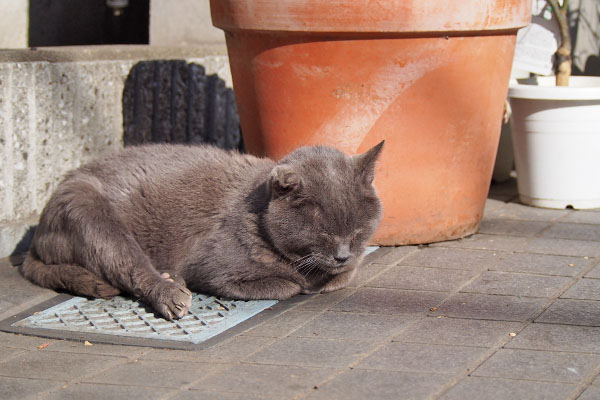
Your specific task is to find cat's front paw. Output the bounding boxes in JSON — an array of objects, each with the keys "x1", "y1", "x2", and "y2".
[{"x1": 147, "y1": 279, "x2": 193, "y2": 320}]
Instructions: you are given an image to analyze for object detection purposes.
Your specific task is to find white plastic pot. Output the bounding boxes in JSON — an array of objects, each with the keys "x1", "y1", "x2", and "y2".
[{"x1": 508, "y1": 76, "x2": 600, "y2": 209}]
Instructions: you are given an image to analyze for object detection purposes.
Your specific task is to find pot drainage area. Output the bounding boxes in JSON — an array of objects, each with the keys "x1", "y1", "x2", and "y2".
[{"x1": 1, "y1": 294, "x2": 278, "y2": 350}]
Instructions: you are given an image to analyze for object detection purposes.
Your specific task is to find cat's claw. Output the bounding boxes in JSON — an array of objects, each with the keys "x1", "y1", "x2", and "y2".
[{"x1": 148, "y1": 280, "x2": 193, "y2": 320}]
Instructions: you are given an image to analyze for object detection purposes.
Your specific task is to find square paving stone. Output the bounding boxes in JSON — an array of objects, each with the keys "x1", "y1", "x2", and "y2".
[
  {"x1": 440, "y1": 376, "x2": 576, "y2": 400},
  {"x1": 478, "y1": 219, "x2": 550, "y2": 237},
  {"x1": 293, "y1": 289, "x2": 355, "y2": 311},
  {"x1": 524, "y1": 238, "x2": 600, "y2": 258},
  {"x1": 290, "y1": 311, "x2": 413, "y2": 341},
  {"x1": 578, "y1": 385, "x2": 600, "y2": 400},
  {"x1": 332, "y1": 288, "x2": 447, "y2": 315},
  {"x1": 491, "y1": 253, "x2": 592, "y2": 277},
  {"x1": 507, "y1": 323, "x2": 600, "y2": 354},
  {"x1": 349, "y1": 262, "x2": 394, "y2": 288},
  {"x1": 401, "y1": 247, "x2": 503, "y2": 271},
  {"x1": 0, "y1": 331, "x2": 63, "y2": 350},
  {"x1": 584, "y1": 264, "x2": 600, "y2": 279},
  {"x1": 370, "y1": 246, "x2": 418, "y2": 265},
  {"x1": 536, "y1": 299, "x2": 600, "y2": 326},
  {"x1": 366, "y1": 266, "x2": 477, "y2": 292},
  {"x1": 561, "y1": 211, "x2": 600, "y2": 225},
  {"x1": 0, "y1": 376, "x2": 66, "y2": 400},
  {"x1": 460, "y1": 271, "x2": 572, "y2": 298},
  {"x1": 84, "y1": 359, "x2": 228, "y2": 388},
  {"x1": 248, "y1": 337, "x2": 376, "y2": 368},
  {"x1": 356, "y1": 342, "x2": 487, "y2": 375},
  {"x1": 484, "y1": 202, "x2": 571, "y2": 222},
  {"x1": 140, "y1": 335, "x2": 276, "y2": 363},
  {"x1": 561, "y1": 278, "x2": 600, "y2": 301},
  {"x1": 0, "y1": 346, "x2": 28, "y2": 363},
  {"x1": 44, "y1": 383, "x2": 176, "y2": 400},
  {"x1": 541, "y1": 223, "x2": 600, "y2": 242},
  {"x1": 393, "y1": 317, "x2": 521, "y2": 347},
  {"x1": 0, "y1": 350, "x2": 122, "y2": 381},
  {"x1": 433, "y1": 293, "x2": 545, "y2": 322},
  {"x1": 179, "y1": 391, "x2": 280, "y2": 400},
  {"x1": 472, "y1": 348, "x2": 600, "y2": 383},
  {"x1": 196, "y1": 363, "x2": 337, "y2": 397},
  {"x1": 431, "y1": 234, "x2": 528, "y2": 252},
  {"x1": 241, "y1": 310, "x2": 318, "y2": 338},
  {"x1": 304, "y1": 369, "x2": 449, "y2": 400}
]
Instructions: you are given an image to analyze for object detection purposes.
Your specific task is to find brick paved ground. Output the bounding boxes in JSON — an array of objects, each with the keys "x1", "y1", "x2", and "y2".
[{"x1": 1, "y1": 179, "x2": 599, "y2": 400}]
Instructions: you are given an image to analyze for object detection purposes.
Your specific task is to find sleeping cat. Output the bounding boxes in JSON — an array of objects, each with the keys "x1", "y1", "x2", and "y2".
[{"x1": 21, "y1": 141, "x2": 384, "y2": 319}]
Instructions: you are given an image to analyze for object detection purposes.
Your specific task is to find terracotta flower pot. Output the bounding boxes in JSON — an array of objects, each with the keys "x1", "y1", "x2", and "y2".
[{"x1": 210, "y1": 0, "x2": 532, "y2": 245}]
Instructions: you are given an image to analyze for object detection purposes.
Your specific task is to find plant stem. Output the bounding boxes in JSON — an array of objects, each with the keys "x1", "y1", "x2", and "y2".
[{"x1": 547, "y1": 0, "x2": 571, "y2": 86}]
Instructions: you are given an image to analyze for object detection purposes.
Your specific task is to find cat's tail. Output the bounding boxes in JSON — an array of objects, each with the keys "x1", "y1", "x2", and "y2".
[{"x1": 21, "y1": 252, "x2": 121, "y2": 299}]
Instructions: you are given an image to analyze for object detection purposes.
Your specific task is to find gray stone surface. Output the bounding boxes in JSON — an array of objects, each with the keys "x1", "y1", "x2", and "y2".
[
  {"x1": 491, "y1": 253, "x2": 594, "y2": 276},
  {"x1": 541, "y1": 223, "x2": 600, "y2": 241},
  {"x1": 536, "y1": 299, "x2": 600, "y2": 326},
  {"x1": 44, "y1": 383, "x2": 176, "y2": 400},
  {"x1": 478, "y1": 218, "x2": 550, "y2": 237},
  {"x1": 1, "y1": 184, "x2": 600, "y2": 399},
  {"x1": 393, "y1": 317, "x2": 522, "y2": 347},
  {"x1": 290, "y1": 311, "x2": 413, "y2": 341},
  {"x1": 357, "y1": 342, "x2": 487, "y2": 374},
  {"x1": 194, "y1": 364, "x2": 337, "y2": 398},
  {"x1": 84, "y1": 359, "x2": 228, "y2": 388},
  {"x1": 440, "y1": 377, "x2": 576, "y2": 400},
  {"x1": 561, "y1": 278, "x2": 600, "y2": 300},
  {"x1": 578, "y1": 385, "x2": 600, "y2": 400},
  {"x1": 460, "y1": 271, "x2": 572, "y2": 298},
  {"x1": 524, "y1": 238, "x2": 600, "y2": 257},
  {"x1": 585, "y1": 264, "x2": 600, "y2": 279},
  {"x1": 367, "y1": 266, "x2": 477, "y2": 292},
  {"x1": 484, "y1": 202, "x2": 572, "y2": 221},
  {"x1": 432, "y1": 234, "x2": 529, "y2": 252},
  {"x1": 0, "y1": 349, "x2": 122, "y2": 381},
  {"x1": 0, "y1": 376, "x2": 65, "y2": 400},
  {"x1": 401, "y1": 247, "x2": 502, "y2": 270},
  {"x1": 507, "y1": 323, "x2": 600, "y2": 353},
  {"x1": 248, "y1": 337, "x2": 375, "y2": 368},
  {"x1": 433, "y1": 293, "x2": 546, "y2": 321},
  {"x1": 332, "y1": 288, "x2": 447, "y2": 315},
  {"x1": 472, "y1": 348, "x2": 600, "y2": 383},
  {"x1": 305, "y1": 369, "x2": 449, "y2": 400}
]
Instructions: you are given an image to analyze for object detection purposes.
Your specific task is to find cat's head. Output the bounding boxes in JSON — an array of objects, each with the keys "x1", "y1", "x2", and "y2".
[{"x1": 265, "y1": 141, "x2": 384, "y2": 275}]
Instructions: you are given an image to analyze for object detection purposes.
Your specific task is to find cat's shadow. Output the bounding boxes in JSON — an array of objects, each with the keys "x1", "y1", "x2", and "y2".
[{"x1": 9, "y1": 226, "x2": 36, "y2": 267}]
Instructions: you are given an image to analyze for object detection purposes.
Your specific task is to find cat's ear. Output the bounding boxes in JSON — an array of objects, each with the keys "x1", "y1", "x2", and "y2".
[
  {"x1": 268, "y1": 165, "x2": 303, "y2": 199},
  {"x1": 354, "y1": 140, "x2": 384, "y2": 185}
]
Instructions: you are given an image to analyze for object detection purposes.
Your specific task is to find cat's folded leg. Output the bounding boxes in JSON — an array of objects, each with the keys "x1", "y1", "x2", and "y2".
[
  {"x1": 223, "y1": 277, "x2": 303, "y2": 300},
  {"x1": 319, "y1": 268, "x2": 357, "y2": 293},
  {"x1": 33, "y1": 180, "x2": 194, "y2": 320}
]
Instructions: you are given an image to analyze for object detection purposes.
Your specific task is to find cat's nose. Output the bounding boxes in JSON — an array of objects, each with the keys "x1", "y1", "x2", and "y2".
[
  {"x1": 334, "y1": 254, "x2": 350, "y2": 263},
  {"x1": 334, "y1": 245, "x2": 351, "y2": 263}
]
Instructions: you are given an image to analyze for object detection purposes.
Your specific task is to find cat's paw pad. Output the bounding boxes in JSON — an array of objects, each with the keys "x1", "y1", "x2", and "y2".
[
  {"x1": 160, "y1": 272, "x2": 186, "y2": 287},
  {"x1": 149, "y1": 281, "x2": 193, "y2": 320}
]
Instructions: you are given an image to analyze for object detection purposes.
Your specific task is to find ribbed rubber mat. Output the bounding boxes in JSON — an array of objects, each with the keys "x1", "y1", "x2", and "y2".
[{"x1": 11, "y1": 294, "x2": 277, "y2": 345}]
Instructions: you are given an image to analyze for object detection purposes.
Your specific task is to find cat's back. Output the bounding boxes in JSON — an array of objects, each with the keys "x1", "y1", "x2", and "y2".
[{"x1": 70, "y1": 144, "x2": 268, "y2": 194}]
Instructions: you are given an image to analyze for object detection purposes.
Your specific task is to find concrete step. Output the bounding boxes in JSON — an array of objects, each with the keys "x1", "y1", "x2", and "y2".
[{"x1": 0, "y1": 45, "x2": 232, "y2": 258}]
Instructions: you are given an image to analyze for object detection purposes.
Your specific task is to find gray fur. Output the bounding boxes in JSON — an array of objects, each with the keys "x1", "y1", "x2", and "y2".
[{"x1": 21, "y1": 142, "x2": 384, "y2": 319}]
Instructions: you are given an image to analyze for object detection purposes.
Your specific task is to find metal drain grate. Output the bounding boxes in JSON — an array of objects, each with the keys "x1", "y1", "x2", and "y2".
[{"x1": 10, "y1": 294, "x2": 277, "y2": 346}]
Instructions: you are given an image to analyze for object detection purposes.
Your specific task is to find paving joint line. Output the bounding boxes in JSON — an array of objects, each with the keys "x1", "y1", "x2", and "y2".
[
  {"x1": 430, "y1": 241, "x2": 600, "y2": 399},
  {"x1": 291, "y1": 313, "x2": 437, "y2": 400}
]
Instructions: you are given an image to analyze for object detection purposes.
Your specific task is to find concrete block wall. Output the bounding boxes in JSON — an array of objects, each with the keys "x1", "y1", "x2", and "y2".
[{"x1": 0, "y1": 46, "x2": 231, "y2": 258}]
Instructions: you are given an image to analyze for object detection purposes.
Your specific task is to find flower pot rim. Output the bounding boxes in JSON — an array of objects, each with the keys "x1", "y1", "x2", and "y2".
[
  {"x1": 508, "y1": 76, "x2": 600, "y2": 101},
  {"x1": 210, "y1": 0, "x2": 531, "y2": 34}
]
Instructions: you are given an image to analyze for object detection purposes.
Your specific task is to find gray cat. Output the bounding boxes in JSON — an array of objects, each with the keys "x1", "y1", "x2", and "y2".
[{"x1": 21, "y1": 142, "x2": 384, "y2": 319}]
